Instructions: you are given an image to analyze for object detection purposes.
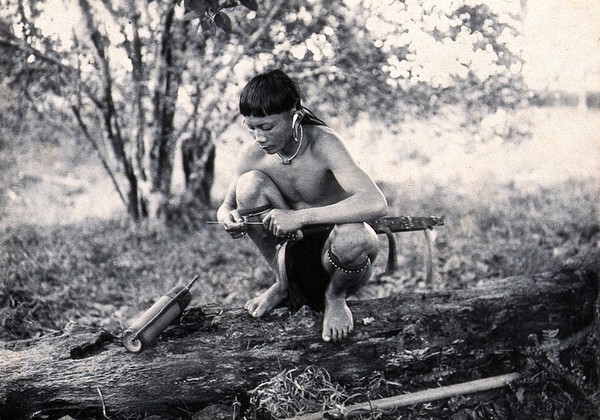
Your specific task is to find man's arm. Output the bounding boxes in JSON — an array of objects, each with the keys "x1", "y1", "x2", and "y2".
[
  {"x1": 216, "y1": 145, "x2": 256, "y2": 236},
  {"x1": 297, "y1": 129, "x2": 388, "y2": 226}
]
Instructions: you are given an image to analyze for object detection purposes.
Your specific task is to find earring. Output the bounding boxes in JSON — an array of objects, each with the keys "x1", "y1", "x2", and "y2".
[{"x1": 292, "y1": 112, "x2": 301, "y2": 143}]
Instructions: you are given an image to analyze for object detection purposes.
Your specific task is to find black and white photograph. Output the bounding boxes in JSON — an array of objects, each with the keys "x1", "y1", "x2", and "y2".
[{"x1": 0, "y1": 0, "x2": 598, "y2": 418}]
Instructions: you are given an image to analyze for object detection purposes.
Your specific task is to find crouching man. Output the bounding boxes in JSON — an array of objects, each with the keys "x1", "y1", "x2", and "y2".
[{"x1": 217, "y1": 70, "x2": 387, "y2": 342}]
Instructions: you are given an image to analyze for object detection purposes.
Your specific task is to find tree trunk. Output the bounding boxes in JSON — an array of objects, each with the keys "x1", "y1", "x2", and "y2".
[
  {"x1": 181, "y1": 128, "x2": 215, "y2": 207},
  {"x1": 0, "y1": 266, "x2": 597, "y2": 418}
]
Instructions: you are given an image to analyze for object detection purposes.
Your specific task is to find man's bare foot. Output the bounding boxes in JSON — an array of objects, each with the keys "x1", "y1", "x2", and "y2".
[
  {"x1": 322, "y1": 295, "x2": 353, "y2": 342},
  {"x1": 245, "y1": 282, "x2": 288, "y2": 318}
]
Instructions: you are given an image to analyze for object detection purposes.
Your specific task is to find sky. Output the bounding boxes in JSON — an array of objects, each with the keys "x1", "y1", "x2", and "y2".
[{"x1": 520, "y1": 0, "x2": 600, "y2": 91}]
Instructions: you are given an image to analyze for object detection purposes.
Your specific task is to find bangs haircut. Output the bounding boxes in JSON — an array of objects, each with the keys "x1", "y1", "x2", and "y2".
[{"x1": 239, "y1": 70, "x2": 301, "y2": 117}]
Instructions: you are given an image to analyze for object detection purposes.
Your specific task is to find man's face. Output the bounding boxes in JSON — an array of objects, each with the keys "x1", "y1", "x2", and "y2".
[{"x1": 243, "y1": 111, "x2": 294, "y2": 154}]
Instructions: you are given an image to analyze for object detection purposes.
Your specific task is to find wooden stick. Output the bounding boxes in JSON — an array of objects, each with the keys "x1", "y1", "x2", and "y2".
[
  {"x1": 293, "y1": 372, "x2": 521, "y2": 420},
  {"x1": 207, "y1": 216, "x2": 445, "y2": 233},
  {"x1": 423, "y1": 227, "x2": 438, "y2": 286}
]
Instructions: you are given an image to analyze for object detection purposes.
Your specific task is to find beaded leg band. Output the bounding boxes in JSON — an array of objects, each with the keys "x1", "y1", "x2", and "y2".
[{"x1": 326, "y1": 247, "x2": 370, "y2": 274}]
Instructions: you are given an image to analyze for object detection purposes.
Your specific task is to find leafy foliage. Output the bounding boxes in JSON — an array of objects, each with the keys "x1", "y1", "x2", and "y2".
[
  {"x1": 250, "y1": 0, "x2": 528, "y2": 122},
  {"x1": 0, "y1": 0, "x2": 270, "y2": 221},
  {"x1": 182, "y1": 0, "x2": 251, "y2": 33},
  {"x1": 0, "y1": 0, "x2": 530, "y2": 223}
]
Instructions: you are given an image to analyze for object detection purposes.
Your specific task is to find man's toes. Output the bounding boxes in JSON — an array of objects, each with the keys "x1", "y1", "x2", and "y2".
[
  {"x1": 246, "y1": 300, "x2": 259, "y2": 315},
  {"x1": 252, "y1": 302, "x2": 269, "y2": 318},
  {"x1": 323, "y1": 323, "x2": 354, "y2": 341},
  {"x1": 340, "y1": 327, "x2": 348, "y2": 340},
  {"x1": 333, "y1": 328, "x2": 341, "y2": 342}
]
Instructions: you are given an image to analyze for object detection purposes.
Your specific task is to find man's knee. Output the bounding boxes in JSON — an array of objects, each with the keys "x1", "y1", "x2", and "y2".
[
  {"x1": 236, "y1": 170, "x2": 289, "y2": 210},
  {"x1": 329, "y1": 223, "x2": 379, "y2": 265}
]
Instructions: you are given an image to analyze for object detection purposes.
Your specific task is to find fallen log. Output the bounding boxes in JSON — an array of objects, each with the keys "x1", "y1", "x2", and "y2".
[{"x1": 0, "y1": 264, "x2": 597, "y2": 418}]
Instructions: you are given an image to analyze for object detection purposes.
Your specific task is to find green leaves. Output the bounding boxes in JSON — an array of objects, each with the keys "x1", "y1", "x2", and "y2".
[
  {"x1": 184, "y1": 0, "x2": 207, "y2": 16},
  {"x1": 214, "y1": 12, "x2": 232, "y2": 33},
  {"x1": 182, "y1": 0, "x2": 248, "y2": 34},
  {"x1": 239, "y1": 0, "x2": 258, "y2": 11}
]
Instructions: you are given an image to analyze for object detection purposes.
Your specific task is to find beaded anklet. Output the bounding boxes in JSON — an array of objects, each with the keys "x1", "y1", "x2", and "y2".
[{"x1": 326, "y1": 248, "x2": 370, "y2": 274}]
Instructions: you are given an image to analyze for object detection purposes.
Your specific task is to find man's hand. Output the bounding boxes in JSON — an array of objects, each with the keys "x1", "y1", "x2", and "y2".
[
  {"x1": 219, "y1": 209, "x2": 247, "y2": 239},
  {"x1": 262, "y1": 209, "x2": 303, "y2": 238}
]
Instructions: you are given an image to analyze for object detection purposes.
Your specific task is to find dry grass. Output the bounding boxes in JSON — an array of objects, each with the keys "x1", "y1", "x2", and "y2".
[{"x1": 249, "y1": 366, "x2": 353, "y2": 419}]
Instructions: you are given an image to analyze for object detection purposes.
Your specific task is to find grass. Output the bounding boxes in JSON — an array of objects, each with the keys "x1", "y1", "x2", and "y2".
[
  {"x1": 0, "y1": 217, "x2": 264, "y2": 340},
  {"x1": 1, "y1": 178, "x2": 597, "y2": 342}
]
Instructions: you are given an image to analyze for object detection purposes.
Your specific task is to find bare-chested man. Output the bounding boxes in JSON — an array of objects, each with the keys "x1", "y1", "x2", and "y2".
[{"x1": 216, "y1": 70, "x2": 387, "y2": 342}]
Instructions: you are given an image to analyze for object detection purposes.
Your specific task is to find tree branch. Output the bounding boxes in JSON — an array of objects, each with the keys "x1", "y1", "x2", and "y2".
[
  {"x1": 0, "y1": 37, "x2": 69, "y2": 71},
  {"x1": 70, "y1": 105, "x2": 127, "y2": 207},
  {"x1": 200, "y1": 0, "x2": 288, "y2": 134},
  {"x1": 174, "y1": 83, "x2": 203, "y2": 142},
  {"x1": 77, "y1": 0, "x2": 128, "y2": 163},
  {"x1": 122, "y1": 2, "x2": 147, "y2": 181}
]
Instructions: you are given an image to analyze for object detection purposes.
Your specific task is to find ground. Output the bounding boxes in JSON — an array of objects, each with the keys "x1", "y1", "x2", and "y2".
[{"x1": 0, "y1": 105, "x2": 598, "y2": 419}]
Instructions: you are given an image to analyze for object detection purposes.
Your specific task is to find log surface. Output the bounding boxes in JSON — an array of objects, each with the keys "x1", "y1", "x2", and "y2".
[{"x1": 0, "y1": 267, "x2": 597, "y2": 418}]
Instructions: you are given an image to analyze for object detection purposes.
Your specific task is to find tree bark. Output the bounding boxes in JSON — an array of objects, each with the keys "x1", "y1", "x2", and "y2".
[
  {"x1": 0, "y1": 266, "x2": 597, "y2": 418},
  {"x1": 181, "y1": 128, "x2": 215, "y2": 207}
]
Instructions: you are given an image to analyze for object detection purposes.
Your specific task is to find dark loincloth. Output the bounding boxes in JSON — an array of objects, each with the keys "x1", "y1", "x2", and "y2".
[
  {"x1": 284, "y1": 227, "x2": 333, "y2": 312},
  {"x1": 237, "y1": 204, "x2": 333, "y2": 312}
]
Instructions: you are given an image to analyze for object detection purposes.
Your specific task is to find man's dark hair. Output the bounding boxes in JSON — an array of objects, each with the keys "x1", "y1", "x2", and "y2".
[{"x1": 239, "y1": 69, "x2": 326, "y2": 126}]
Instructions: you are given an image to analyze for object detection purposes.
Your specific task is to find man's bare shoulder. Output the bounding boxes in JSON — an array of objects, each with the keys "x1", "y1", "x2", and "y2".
[
  {"x1": 236, "y1": 141, "x2": 264, "y2": 172},
  {"x1": 307, "y1": 125, "x2": 354, "y2": 163}
]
